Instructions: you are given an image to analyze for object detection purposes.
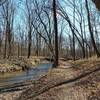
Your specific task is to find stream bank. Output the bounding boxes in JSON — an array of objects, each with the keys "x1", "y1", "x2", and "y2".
[
  {"x1": 0, "y1": 58, "x2": 100, "y2": 100},
  {"x1": 0, "y1": 57, "x2": 41, "y2": 73},
  {"x1": 0, "y1": 62, "x2": 53, "y2": 100}
]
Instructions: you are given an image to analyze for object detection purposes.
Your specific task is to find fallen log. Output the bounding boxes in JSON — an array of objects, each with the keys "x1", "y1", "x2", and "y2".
[{"x1": 17, "y1": 66, "x2": 100, "y2": 100}]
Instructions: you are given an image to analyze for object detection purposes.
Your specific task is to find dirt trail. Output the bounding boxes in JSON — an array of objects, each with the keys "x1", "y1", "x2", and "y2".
[{"x1": 17, "y1": 61, "x2": 100, "y2": 100}]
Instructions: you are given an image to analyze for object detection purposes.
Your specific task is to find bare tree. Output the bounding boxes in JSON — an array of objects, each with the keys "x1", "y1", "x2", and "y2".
[
  {"x1": 0, "y1": 0, "x2": 7, "y2": 6},
  {"x1": 53, "y1": 0, "x2": 59, "y2": 67},
  {"x1": 1, "y1": 0, "x2": 15, "y2": 58},
  {"x1": 25, "y1": 0, "x2": 33, "y2": 58},
  {"x1": 85, "y1": 0, "x2": 100, "y2": 57}
]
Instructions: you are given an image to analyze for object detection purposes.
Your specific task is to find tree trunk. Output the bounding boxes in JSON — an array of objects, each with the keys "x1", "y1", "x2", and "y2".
[
  {"x1": 0, "y1": 44, "x2": 1, "y2": 55},
  {"x1": 27, "y1": 31, "x2": 32, "y2": 58},
  {"x1": 80, "y1": 24, "x2": 85, "y2": 59},
  {"x1": 18, "y1": 42, "x2": 20, "y2": 58},
  {"x1": 7, "y1": 28, "x2": 12, "y2": 59},
  {"x1": 17, "y1": 65, "x2": 100, "y2": 100},
  {"x1": 85, "y1": 0, "x2": 100, "y2": 57},
  {"x1": 4, "y1": 32, "x2": 7, "y2": 58},
  {"x1": 53, "y1": 0, "x2": 59, "y2": 67},
  {"x1": 72, "y1": 0, "x2": 76, "y2": 61}
]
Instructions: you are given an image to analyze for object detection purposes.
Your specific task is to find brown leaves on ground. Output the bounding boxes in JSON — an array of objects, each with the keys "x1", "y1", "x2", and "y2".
[
  {"x1": 70, "y1": 57, "x2": 100, "y2": 70},
  {"x1": 16, "y1": 58, "x2": 100, "y2": 100},
  {"x1": 0, "y1": 58, "x2": 100, "y2": 100}
]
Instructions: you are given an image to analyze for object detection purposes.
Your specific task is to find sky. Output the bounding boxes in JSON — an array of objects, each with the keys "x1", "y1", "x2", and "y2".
[{"x1": 0, "y1": 0, "x2": 100, "y2": 42}]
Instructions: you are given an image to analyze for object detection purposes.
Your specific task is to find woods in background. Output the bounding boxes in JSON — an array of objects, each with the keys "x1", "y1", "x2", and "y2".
[{"x1": 0, "y1": 0, "x2": 100, "y2": 67}]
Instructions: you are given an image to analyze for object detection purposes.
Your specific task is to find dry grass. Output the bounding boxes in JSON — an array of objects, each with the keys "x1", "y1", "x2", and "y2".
[{"x1": 70, "y1": 57, "x2": 100, "y2": 70}]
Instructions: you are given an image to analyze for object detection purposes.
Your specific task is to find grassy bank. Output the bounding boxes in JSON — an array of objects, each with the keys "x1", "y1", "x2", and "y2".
[{"x1": 0, "y1": 57, "x2": 41, "y2": 76}]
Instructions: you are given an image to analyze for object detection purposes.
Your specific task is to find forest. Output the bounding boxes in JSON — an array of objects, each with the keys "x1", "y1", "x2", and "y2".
[{"x1": 0, "y1": 0, "x2": 100, "y2": 100}]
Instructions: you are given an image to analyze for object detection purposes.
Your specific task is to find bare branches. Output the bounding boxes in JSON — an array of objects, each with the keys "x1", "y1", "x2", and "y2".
[{"x1": 0, "y1": 0, "x2": 7, "y2": 6}]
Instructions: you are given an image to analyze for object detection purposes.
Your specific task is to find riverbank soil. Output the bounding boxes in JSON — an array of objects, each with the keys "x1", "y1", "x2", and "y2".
[
  {"x1": 0, "y1": 57, "x2": 100, "y2": 100},
  {"x1": 0, "y1": 57, "x2": 41, "y2": 74}
]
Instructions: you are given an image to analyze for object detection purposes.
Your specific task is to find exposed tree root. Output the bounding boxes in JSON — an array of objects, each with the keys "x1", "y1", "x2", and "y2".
[{"x1": 17, "y1": 66, "x2": 100, "y2": 100}]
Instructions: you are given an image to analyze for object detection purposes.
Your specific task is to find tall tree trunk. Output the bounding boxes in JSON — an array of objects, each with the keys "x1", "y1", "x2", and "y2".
[
  {"x1": 8, "y1": 40, "x2": 11, "y2": 58},
  {"x1": 85, "y1": 0, "x2": 100, "y2": 57},
  {"x1": 53, "y1": 0, "x2": 59, "y2": 67},
  {"x1": 36, "y1": 33, "x2": 39, "y2": 57},
  {"x1": 0, "y1": 43, "x2": 1, "y2": 54},
  {"x1": 80, "y1": 23, "x2": 85, "y2": 59},
  {"x1": 72, "y1": 0, "x2": 76, "y2": 61},
  {"x1": 7, "y1": 27, "x2": 12, "y2": 59},
  {"x1": 80, "y1": 2, "x2": 85, "y2": 59},
  {"x1": 27, "y1": 31, "x2": 32, "y2": 58},
  {"x1": 18, "y1": 42, "x2": 20, "y2": 58},
  {"x1": 4, "y1": 32, "x2": 7, "y2": 58}
]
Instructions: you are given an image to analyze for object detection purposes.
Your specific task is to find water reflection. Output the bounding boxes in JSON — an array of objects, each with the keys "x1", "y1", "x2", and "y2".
[{"x1": 0, "y1": 63, "x2": 52, "y2": 87}]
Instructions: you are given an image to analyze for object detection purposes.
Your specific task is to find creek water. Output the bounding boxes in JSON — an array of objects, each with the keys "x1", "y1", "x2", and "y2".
[{"x1": 0, "y1": 63, "x2": 53, "y2": 92}]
